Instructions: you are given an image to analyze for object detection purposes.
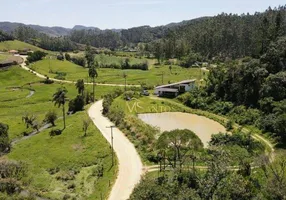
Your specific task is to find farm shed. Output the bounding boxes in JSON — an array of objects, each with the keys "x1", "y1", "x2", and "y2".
[{"x1": 155, "y1": 79, "x2": 196, "y2": 97}]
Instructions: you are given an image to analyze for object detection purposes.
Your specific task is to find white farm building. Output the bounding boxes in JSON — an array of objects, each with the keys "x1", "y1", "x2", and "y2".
[{"x1": 154, "y1": 79, "x2": 196, "y2": 97}]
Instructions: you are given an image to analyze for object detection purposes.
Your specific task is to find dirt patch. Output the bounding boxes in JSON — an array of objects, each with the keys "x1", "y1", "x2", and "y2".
[{"x1": 138, "y1": 112, "x2": 226, "y2": 147}]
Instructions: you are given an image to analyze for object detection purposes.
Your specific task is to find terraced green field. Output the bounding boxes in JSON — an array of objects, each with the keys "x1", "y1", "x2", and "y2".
[
  {"x1": 0, "y1": 40, "x2": 44, "y2": 51},
  {"x1": 0, "y1": 66, "x2": 118, "y2": 199},
  {"x1": 31, "y1": 58, "x2": 206, "y2": 86}
]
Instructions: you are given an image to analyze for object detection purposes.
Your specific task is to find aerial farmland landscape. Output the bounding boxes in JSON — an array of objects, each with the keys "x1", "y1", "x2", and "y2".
[{"x1": 0, "y1": 0, "x2": 286, "y2": 199}]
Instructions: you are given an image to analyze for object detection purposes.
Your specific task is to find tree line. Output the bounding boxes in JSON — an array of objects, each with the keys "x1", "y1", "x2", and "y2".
[
  {"x1": 13, "y1": 26, "x2": 77, "y2": 52},
  {"x1": 68, "y1": 6, "x2": 286, "y2": 61}
]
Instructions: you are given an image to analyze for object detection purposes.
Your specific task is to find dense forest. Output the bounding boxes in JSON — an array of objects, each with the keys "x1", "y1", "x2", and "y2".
[
  {"x1": 13, "y1": 26, "x2": 77, "y2": 51},
  {"x1": 0, "y1": 30, "x2": 14, "y2": 42},
  {"x1": 176, "y1": 35, "x2": 286, "y2": 145},
  {"x1": 1, "y1": 6, "x2": 285, "y2": 58},
  {"x1": 67, "y1": 6, "x2": 286, "y2": 59}
]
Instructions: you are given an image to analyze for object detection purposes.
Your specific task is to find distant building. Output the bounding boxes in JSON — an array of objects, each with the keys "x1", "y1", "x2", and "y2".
[
  {"x1": 155, "y1": 79, "x2": 196, "y2": 97},
  {"x1": 9, "y1": 50, "x2": 18, "y2": 55}
]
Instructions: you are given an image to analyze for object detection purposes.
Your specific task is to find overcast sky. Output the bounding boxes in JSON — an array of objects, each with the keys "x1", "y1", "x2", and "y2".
[{"x1": 1, "y1": 0, "x2": 285, "y2": 29}]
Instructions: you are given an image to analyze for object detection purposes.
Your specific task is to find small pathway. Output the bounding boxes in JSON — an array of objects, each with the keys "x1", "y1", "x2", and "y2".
[
  {"x1": 11, "y1": 123, "x2": 52, "y2": 146},
  {"x1": 17, "y1": 55, "x2": 140, "y2": 88}
]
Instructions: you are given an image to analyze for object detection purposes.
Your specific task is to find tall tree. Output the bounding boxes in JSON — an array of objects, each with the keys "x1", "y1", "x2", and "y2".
[
  {"x1": 157, "y1": 129, "x2": 203, "y2": 169},
  {"x1": 52, "y1": 87, "x2": 68, "y2": 129},
  {"x1": 88, "y1": 62, "x2": 98, "y2": 102},
  {"x1": 75, "y1": 79, "x2": 85, "y2": 96},
  {"x1": 86, "y1": 45, "x2": 98, "y2": 102}
]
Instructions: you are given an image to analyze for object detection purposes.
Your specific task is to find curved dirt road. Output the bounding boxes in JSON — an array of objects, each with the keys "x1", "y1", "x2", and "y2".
[
  {"x1": 88, "y1": 100, "x2": 143, "y2": 200},
  {"x1": 18, "y1": 55, "x2": 140, "y2": 87}
]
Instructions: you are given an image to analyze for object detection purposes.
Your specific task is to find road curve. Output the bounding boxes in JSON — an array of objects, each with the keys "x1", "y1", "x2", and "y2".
[
  {"x1": 17, "y1": 55, "x2": 140, "y2": 87},
  {"x1": 88, "y1": 100, "x2": 143, "y2": 200}
]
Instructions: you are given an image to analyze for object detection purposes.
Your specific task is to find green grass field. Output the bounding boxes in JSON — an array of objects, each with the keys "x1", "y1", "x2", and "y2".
[
  {"x1": 31, "y1": 57, "x2": 207, "y2": 86},
  {"x1": 0, "y1": 40, "x2": 45, "y2": 52},
  {"x1": 94, "y1": 54, "x2": 146, "y2": 65},
  {"x1": 0, "y1": 66, "x2": 118, "y2": 199},
  {"x1": 0, "y1": 53, "x2": 10, "y2": 61}
]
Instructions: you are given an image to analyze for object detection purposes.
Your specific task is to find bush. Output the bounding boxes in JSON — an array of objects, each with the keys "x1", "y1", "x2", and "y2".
[
  {"x1": 226, "y1": 120, "x2": 233, "y2": 131},
  {"x1": 41, "y1": 77, "x2": 54, "y2": 84},
  {"x1": 50, "y1": 129, "x2": 62, "y2": 137},
  {"x1": 68, "y1": 95, "x2": 85, "y2": 113},
  {"x1": 57, "y1": 53, "x2": 64, "y2": 61},
  {"x1": 70, "y1": 57, "x2": 86, "y2": 67},
  {"x1": 0, "y1": 123, "x2": 10, "y2": 154},
  {"x1": 27, "y1": 51, "x2": 47, "y2": 63},
  {"x1": 210, "y1": 132, "x2": 265, "y2": 155},
  {"x1": 54, "y1": 72, "x2": 66, "y2": 80},
  {"x1": 44, "y1": 110, "x2": 57, "y2": 126},
  {"x1": 228, "y1": 106, "x2": 261, "y2": 125},
  {"x1": 65, "y1": 53, "x2": 71, "y2": 61}
]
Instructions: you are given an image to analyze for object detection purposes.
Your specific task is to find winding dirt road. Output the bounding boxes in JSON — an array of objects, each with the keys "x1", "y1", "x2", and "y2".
[
  {"x1": 88, "y1": 100, "x2": 143, "y2": 200},
  {"x1": 18, "y1": 55, "x2": 140, "y2": 87}
]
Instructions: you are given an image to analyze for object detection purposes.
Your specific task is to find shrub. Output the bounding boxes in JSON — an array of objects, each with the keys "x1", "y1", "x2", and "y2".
[
  {"x1": 70, "y1": 57, "x2": 86, "y2": 67},
  {"x1": 57, "y1": 53, "x2": 64, "y2": 61},
  {"x1": 210, "y1": 132, "x2": 265, "y2": 155},
  {"x1": 65, "y1": 53, "x2": 71, "y2": 61},
  {"x1": 0, "y1": 123, "x2": 10, "y2": 154},
  {"x1": 27, "y1": 51, "x2": 47, "y2": 63},
  {"x1": 226, "y1": 120, "x2": 233, "y2": 131},
  {"x1": 228, "y1": 106, "x2": 261, "y2": 125},
  {"x1": 50, "y1": 129, "x2": 62, "y2": 137},
  {"x1": 54, "y1": 72, "x2": 66, "y2": 80},
  {"x1": 68, "y1": 95, "x2": 85, "y2": 113},
  {"x1": 44, "y1": 110, "x2": 57, "y2": 126}
]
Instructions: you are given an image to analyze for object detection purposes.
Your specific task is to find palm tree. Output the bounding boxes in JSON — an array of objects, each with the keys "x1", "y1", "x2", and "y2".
[
  {"x1": 52, "y1": 87, "x2": 68, "y2": 129},
  {"x1": 88, "y1": 62, "x2": 98, "y2": 102},
  {"x1": 75, "y1": 79, "x2": 85, "y2": 96}
]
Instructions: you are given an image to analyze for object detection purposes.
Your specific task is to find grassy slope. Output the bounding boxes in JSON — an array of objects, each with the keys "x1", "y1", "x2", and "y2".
[
  {"x1": 0, "y1": 54, "x2": 10, "y2": 61},
  {"x1": 31, "y1": 57, "x2": 206, "y2": 86},
  {"x1": 0, "y1": 40, "x2": 45, "y2": 51},
  {"x1": 0, "y1": 67, "x2": 118, "y2": 199},
  {"x1": 94, "y1": 54, "x2": 145, "y2": 65}
]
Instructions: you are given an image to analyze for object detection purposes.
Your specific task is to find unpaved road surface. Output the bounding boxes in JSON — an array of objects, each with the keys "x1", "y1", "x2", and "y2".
[
  {"x1": 138, "y1": 112, "x2": 226, "y2": 147},
  {"x1": 88, "y1": 100, "x2": 143, "y2": 200},
  {"x1": 18, "y1": 55, "x2": 140, "y2": 87}
]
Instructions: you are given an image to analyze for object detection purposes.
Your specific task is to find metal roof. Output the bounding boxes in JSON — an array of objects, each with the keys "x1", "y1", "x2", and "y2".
[
  {"x1": 156, "y1": 88, "x2": 179, "y2": 92},
  {"x1": 155, "y1": 79, "x2": 196, "y2": 89}
]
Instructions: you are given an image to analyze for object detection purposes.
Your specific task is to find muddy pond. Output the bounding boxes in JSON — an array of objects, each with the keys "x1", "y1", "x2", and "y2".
[{"x1": 138, "y1": 112, "x2": 226, "y2": 147}]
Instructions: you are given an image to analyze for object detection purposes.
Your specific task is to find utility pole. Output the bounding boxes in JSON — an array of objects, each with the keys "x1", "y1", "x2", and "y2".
[
  {"x1": 106, "y1": 125, "x2": 115, "y2": 166},
  {"x1": 123, "y1": 73, "x2": 127, "y2": 92}
]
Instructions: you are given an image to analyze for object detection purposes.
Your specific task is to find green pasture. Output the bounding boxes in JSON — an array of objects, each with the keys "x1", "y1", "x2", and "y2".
[
  {"x1": 30, "y1": 57, "x2": 207, "y2": 86},
  {"x1": 0, "y1": 66, "x2": 118, "y2": 199}
]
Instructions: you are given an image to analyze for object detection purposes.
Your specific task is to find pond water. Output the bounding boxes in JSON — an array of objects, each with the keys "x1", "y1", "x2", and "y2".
[{"x1": 138, "y1": 112, "x2": 226, "y2": 147}]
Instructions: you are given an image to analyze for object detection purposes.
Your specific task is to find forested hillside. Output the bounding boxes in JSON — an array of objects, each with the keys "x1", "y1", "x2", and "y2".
[
  {"x1": 0, "y1": 30, "x2": 14, "y2": 42},
  {"x1": 12, "y1": 26, "x2": 76, "y2": 51},
  {"x1": 1, "y1": 6, "x2": 285, "y2": 57},
  {"x1": 69, "y1": 6, "x2": 286, "y2": 59}
]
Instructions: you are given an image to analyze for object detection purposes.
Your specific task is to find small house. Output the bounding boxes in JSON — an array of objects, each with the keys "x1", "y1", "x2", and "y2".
[
  {"x1": 9, "y1": 50, "x2": 18, "y2": 55},
  {"x1": 155, "y1": 79, "x2": 196, "y2": 97}
]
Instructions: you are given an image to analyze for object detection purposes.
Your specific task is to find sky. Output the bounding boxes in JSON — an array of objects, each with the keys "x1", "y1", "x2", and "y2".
[{"x1": 1, "y1": 0, "x2": 285, "y2": 29}]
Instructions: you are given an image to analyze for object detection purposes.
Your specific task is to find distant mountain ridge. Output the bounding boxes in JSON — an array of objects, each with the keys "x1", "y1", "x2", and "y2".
[
  {"x1": 0, "y1": 18, "x2": 205, "y2": 37},
  {"x1": 0, "y1": 22, "x2": 105, "y2": 37}
]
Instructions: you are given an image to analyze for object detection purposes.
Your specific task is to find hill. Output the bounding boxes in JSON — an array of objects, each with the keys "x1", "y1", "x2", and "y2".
[
  {"x1": 0, "y1": 22, "x2": 71, "y2": 37},
  {"x1": 0, "y1": 40, "x2": 45, "y2": 51}
]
